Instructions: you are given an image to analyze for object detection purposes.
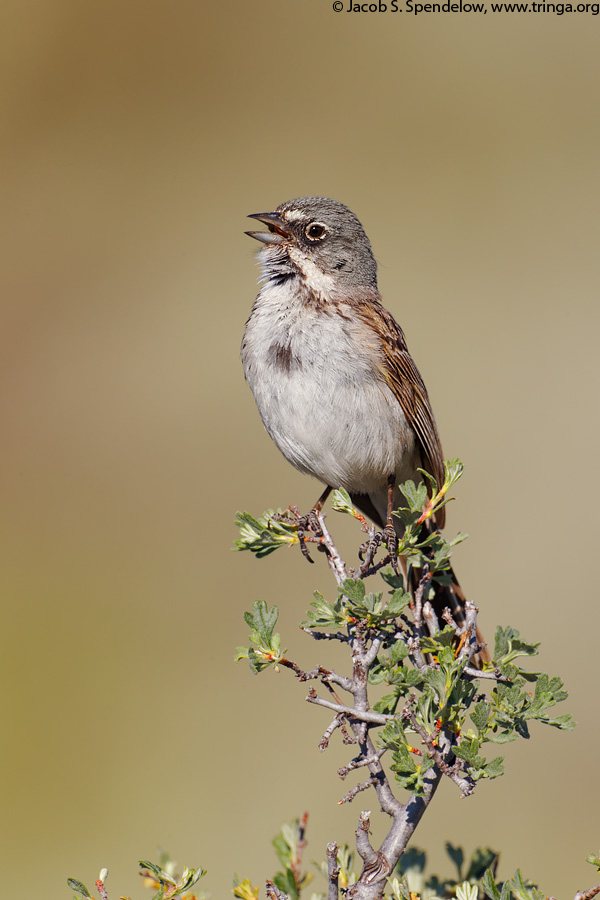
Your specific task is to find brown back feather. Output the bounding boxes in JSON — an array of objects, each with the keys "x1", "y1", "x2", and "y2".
[{"x1": 354, "y1": 300, "x2": 446, "y2": 528}]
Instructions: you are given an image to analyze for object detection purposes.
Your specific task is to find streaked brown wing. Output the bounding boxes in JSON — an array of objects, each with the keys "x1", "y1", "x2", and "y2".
[{"x1": 354, "y1": 300, "x2": 446, "y2": 528}]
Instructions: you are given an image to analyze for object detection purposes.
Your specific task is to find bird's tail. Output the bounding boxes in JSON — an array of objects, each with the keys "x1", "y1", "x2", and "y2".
[
  {"x1": 350, "y1": 490, "x2": 489, "y2": 667},
  {"x1": 408, "y1": 518, "x2": 489, "y2": 668}
]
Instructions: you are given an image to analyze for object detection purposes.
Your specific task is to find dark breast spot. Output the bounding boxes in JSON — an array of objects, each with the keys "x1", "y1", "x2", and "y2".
[
  {"x1": 268, "y1": 342, "x2": 302, "y2": 373},
  {"x1": 269, "y1": 272, "x2": 296, "y2": 286}
]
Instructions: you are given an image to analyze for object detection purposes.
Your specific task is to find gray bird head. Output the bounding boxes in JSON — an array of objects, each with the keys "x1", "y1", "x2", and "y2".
[{"x1": 246, "y1": 197, "x2": 378, "y2": 292}]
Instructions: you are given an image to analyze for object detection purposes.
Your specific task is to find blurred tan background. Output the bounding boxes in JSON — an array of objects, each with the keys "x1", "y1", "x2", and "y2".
[{"x1": 1, "y1": 1, "x2": 599, "y2": 897}]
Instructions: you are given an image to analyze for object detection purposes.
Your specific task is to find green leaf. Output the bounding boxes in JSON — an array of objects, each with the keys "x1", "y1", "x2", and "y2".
[
  {"x1": 374, "y1": 691, "x2": 401, "y2": 714},
  {"x1": 330, "y1": 488, "x2": 357, "y2": 515},
  {"x1": 391, "y1": 745, "x2": 435, "y2": 796},
  {"x1": 234, "y1": 509, "x2": 299, "y2": 556},
  {"x1": 471, "y1": 699, "x2": 492, "y2": 735},
  {"x1": 385, "y1": 875, "x2": 411, "y2": 900},
  {"x1": 336, "y1": 577, "x2": 410, "y2": 625},
  {"x1": 66, "y1": 880, "x2": 92, "y2": 899},
  {"x1": 244, "y1": 600, "x2": 279, "y2": 643},
  {"x1": 233, "y1": 875, "x2": 261, "y2": 900},
  {"x1": 510, "y1": 869, "x2": 544, "y2": 900},
  {"x1": 277, "y1": 822, "x2": 299, "y2": 862},
  {"x1": 176, "y1": 866, "x2": 206, "y2": 892},
  {"x1": 444, "y1": 841, "x2": 465, "y2": 881},
  {"x1": 381, "y1": 569, "x2": 406, "y2": 591},
  {"x1": 445, "y1": 842, "x2": 464, "y2": 879},
  {"x1": 139, "y1": 860, "x2": 177, "y2": 886},
  {"x1": 303, "y1": 590, "x2": 347, "y2": 628},
  {"x1": 389, "y1": 642, "x2": 410, "y2": 665},
  {"x1": 386, "y1": 588, "x2": 412, "y2": 616},
  {"x1": 465, "y1": 848, "x2": 498, "y2": 881},
  {"x1": 481, "y1": 869, "x2": 501, "y2": 900},
  {"x1": 448, "y1": 531, "x2": 469, "y2": 549},
  {"x1": 418, "y1": 467, "x2": 439, "y2": 493},
  {"x1": 453, "y1": 737, "x2": 481, "y2": 766},
  {"x1": 339, "y1": 578, "x2": 366, "y2": 604},
  {"x1": 420, "y1": 627, "x2": 457, "y2": 654},
  {"x1": 421, "y1": 665, "x2": 448, "y2": 702},
  {"x1": 493, "y1": 626, "x2": 539, "y2": 665},
  {"x1": 400, "y1": 479, "x2": 429, "y2": 512},
  {"x1": 487, "y1": 730, "x2": 517, "y2": 744},
  {"x1": 238, "y1": 601, "x2": 285, "y2": 674},
  {"x1": 274, "y1": 870, "x2": 297, "y2": 900},
  {"x1": 247, "y1": 647, "x2": 274, "y2": 674},
  {"x1": 456, "y1": 883, "x2": 478, "y2": 900},
  {"x1": 272, "y1": 833, "x2": 290, "y2": 868},
  {"x1": 388, "y1": 665, "x2": 424, "y2": 693},
  {"x1": 368, "y1": 659, "x2": 389, "y2": 685},
  {"x1": 378, "y1": 715, "x2": 407, "y2": 749},
  {"x1": 444, "y1": 458, "x2": 464, "y2": 486},
  {"x1": 541, "y1": 713, "x2": 576, "y2": 730},
  {"x1": 482, "y1": 756, "x2": 505, "y2": 779}
]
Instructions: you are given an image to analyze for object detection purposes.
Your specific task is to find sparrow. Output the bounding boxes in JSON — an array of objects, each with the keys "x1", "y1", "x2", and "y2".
[{"x1": 242, "y1": 196, "x2": 479, "y2": 640}]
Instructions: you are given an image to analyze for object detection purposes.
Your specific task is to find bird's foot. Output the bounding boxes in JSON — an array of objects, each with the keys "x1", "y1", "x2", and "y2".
[
  {"x1": 272, "y1": 505, "x2": 327, "y2": 564},
  {"x1": 296, "y1": 508, "x2": 325, "y2": 564},
  {"x1": 358, "y1": 523, "x2": 399, "y2": 577},
  {"x1": 383, "y1": 523, "x2": 399, "y2": 572}
]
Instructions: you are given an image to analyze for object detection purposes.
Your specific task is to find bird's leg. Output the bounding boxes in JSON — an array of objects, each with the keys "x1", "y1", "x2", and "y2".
[
  {"x1": 358, "y1": 475, "x2": 399, "y2": 575},
  {"x1": 297, "y1": 486, "x2": 332, "y2": 563},
  {"x1": 383, "y1": 474, "x2": 399, "y2": 572}
]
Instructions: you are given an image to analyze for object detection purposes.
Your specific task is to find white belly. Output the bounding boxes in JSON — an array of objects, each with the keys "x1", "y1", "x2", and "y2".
[{"x1": 242, "y1": 285, "x2": 418, "y2": 495}]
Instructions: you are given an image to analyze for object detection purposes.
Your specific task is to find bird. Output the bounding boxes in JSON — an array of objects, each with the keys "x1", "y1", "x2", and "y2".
[{"x1": 242, "y1": 196, "x2": 481, "y2": 646}]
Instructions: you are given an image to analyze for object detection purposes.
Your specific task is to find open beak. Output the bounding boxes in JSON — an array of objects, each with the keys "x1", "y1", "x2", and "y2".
[{"x1": 245, "y1": 212, "x2": 291, "y2": 244}]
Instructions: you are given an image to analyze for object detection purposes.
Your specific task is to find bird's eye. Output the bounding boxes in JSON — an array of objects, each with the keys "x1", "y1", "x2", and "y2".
[{"x1": 305, "y1": 222, "x2": 328, "y2": 241}]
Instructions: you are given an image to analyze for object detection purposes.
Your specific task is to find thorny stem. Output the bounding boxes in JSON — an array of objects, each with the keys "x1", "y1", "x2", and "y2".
[
  {"x1": 279, "y1": 658, "x2": 354, "y2": 693},
  {"x1": 412, "y1": 564, "x2": 430, "y2": 636},
  {"x1": 441, "y1": 607, "x2": 458, "y2": 629},
  {"x1": 456, "y1": 601, "x2": 480, "y2": 664},
  {"x1": 266, "y1": 881, "x2": 287, "y2": 900},
  {"x1": 291, "y1": 811, "x2": 309, "y2": 890},
  {"x1": 355, "y1": 811, "x2": 377, "y2": 865},
  {"x1": 316, "y1": 510, "x2": 347, "y2": 587},
  {"x1": 338, "y1": 750, "x2": 387, "y2": 779},
  {"x1": 306, "y1": 692, "x2": 392, "y2": 726},
  {"x1": 574, "y1": 887, "x2": 600, "y2": 900},
  {"x1": 339, "y1": 777, "x2": 378, "y2": 805},
  {"x1": 463, "y1": 664, "x2": 509, "y2": 682},
  {"x1": 273, "y1": 508, "x2": 485, "y2": 900},
  {"x1": 320, "y1": 714, "x2": 348, "y2": 751},
  {"x1": 327, "y1": 843, "x2": 340, "y2": 900},
  {"x1": 301, "y1": 627, "x2": 349, "y2": 642},
  {"x1": 406, "y1": 635, "x2": 427, "y2": 671},
  {"x1": 422, "y1": 600, "x2": 440, "y2": 636}
]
